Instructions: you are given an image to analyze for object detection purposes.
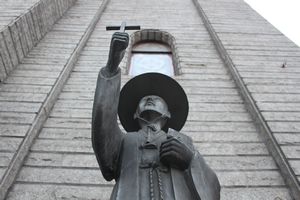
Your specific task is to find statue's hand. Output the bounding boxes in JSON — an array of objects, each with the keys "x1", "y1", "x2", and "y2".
[
  {"x1": 160, "y1": 136, "x2": 193, "y2": 170},
  {"x1": 104, "y1": 32, "x2": 129, "y2": 76}
]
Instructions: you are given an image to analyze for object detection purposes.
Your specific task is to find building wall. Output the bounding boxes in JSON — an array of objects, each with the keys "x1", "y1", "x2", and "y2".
[
  {"x1": 194, "y1": 0, "x2": 300, "y2": 198},
  {"x1": 2, "y1": 0, "x2": 300, "y2": 199},
  {"x1": 0, "y1": 0, "x2": 76, "y2": 81}
]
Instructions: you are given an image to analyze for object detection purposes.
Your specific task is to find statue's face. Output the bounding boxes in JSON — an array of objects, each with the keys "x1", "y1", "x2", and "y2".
[{"x1": 135, "y1": 95, "x2": 171, "y2": 122}]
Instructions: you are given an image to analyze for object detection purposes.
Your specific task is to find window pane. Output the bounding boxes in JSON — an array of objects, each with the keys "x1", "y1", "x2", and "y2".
[{"x1": 129, "y1": 53, "x2": 174, "y2": 76}]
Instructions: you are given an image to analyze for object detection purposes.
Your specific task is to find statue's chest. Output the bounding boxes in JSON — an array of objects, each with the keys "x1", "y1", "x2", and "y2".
[
  {"x1": 137, "y1": 132, "x2": 174, "y2": 200},
  {"x1": 139, "y1": 132, "x2": 166, "y2": 169}
]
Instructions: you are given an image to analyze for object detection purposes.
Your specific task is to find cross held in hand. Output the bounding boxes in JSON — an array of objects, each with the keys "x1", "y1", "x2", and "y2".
[{"x1": 106, "y1": 21, "x2": 141, "y2": 32}]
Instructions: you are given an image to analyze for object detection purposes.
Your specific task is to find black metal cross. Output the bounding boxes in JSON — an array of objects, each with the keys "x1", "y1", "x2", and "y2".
[{"x1": 106, "y1": 21, "x2": 141, "y2": 32}]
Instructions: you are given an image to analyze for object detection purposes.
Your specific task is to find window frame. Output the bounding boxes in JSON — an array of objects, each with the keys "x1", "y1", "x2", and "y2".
[{"x1": 125, "y1": 29, "x2": 181, "y2": 76}]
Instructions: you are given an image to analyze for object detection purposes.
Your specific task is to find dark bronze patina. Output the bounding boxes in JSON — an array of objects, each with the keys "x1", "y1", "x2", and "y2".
[{"x1": 92, "y1": 30, "x2": 220, "y2": 200}]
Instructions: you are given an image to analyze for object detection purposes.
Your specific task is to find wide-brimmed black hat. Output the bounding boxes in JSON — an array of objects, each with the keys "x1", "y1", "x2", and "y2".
[{"x1": 118, "y1": 73, "x2": 189, "y2": 132}]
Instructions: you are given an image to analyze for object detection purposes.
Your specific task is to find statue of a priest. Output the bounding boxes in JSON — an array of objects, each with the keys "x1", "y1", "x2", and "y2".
[{"x1": 92, "y1": 32, "x2": 220, "y2": 200}]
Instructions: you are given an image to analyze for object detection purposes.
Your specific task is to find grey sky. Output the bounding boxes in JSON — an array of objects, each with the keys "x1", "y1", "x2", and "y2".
[{"x1": 244, "y1": 0, "x2": 300, "y2": 47}]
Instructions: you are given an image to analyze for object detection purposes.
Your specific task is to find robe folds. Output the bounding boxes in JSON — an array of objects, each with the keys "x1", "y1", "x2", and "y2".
[{"x1": 92, "y1": 70, "x2": 221, "y2": 200}]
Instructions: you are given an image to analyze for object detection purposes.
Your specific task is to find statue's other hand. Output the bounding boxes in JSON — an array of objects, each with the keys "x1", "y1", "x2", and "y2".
[
  {"x1": 160, "y1": 136, "x2": 193, "y2": 170},
  {"x1": 105, "y1": 32, "x2": 129, "y2": 76}
]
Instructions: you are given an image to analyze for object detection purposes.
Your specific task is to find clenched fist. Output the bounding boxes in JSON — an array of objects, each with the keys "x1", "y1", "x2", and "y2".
[{"x1": 103, "y1": 32, "x2": 129, "y2": 76}]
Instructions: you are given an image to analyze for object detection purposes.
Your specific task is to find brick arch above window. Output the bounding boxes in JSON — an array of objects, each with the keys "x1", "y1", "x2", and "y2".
[{"x1": 126, "y1": 29, "x2": 181, "y2": 76}]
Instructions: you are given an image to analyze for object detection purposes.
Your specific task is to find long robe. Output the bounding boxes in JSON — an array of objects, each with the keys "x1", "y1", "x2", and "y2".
[{"x1": 92, "y1": 69, "x2": 221, "y2": 200}]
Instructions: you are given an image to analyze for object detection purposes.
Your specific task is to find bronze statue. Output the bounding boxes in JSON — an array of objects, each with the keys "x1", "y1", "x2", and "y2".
[{"x1": 92, "y1": 32, "x2": 220, "y2": 200}]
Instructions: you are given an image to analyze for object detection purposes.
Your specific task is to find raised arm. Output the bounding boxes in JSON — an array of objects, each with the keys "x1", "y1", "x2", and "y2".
[{"x1": 92, "y1": 32, "x2": 129, "y2": 181}]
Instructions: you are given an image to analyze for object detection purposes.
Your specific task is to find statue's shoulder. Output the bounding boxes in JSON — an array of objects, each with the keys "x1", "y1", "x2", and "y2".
[
  {"x1": 122, "y1": 131, "x2": 143, "y2": 141},
  {"x1": 167, "y1": 128, "x2": 193, "y2": 145},
  {"x1": 124, "y1": 131, "x2": 139, "y2": 137}
]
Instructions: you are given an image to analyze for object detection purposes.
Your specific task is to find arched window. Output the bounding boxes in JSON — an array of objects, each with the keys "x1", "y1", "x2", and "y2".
[
  {"x1": 127, "y1": 30, "x2": 180, "y2": 77},
  {"x1": 129, "y1": 42, "x2": 174, "y2": 76}
]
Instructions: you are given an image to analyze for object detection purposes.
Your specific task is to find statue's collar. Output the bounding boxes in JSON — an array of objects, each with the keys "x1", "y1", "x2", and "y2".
[{"x1": 139, "y1": 128, "x2": 166, "y2": 145}]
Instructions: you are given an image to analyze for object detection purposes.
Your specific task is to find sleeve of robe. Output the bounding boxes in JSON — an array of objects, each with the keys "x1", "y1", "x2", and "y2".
[
  {"x1": 185, "y1": 137, "x2": 221, "y2": 200},
  {"x1": 91, "y1": 68, "x2": 124, "y2": 181},
  {"x1": 168, "y1": 129, "x2": 221, "y2": 200}
]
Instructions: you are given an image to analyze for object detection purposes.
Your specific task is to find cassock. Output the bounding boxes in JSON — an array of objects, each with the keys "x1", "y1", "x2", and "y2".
[{"x1": 92, "y1": 69, "x2": 221, "y2": 200}]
